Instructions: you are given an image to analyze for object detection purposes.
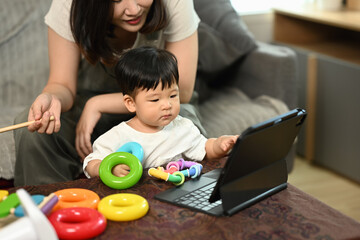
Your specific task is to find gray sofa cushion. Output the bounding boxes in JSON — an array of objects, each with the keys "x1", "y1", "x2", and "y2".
[
  {"x1": 0, "y1": 0, "x2": 51, "y2": 179},
  {"x1": 199, "y1": 88, "x2": 289, "y2": 138},
  {"x1": 0, "y1": 0, "x2": 50, "y2": 107},
  {"x1": 194, "y1": 0, "x2": 257, "y2": 78},
  {"x1": 0, "y1": 107, "x2": 24, "y2": 179}
]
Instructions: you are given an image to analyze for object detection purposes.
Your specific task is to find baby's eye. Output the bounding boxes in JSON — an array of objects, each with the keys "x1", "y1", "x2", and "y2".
[
  {"x1": 112, "y1": 0, "x2": 122, "y2": 3},
  {"x1": 149, "y1": 99, "x2": 159, "y2": 102},
  {"x1": 170, "y1": 94, "x2": 178, "y2": 98}
]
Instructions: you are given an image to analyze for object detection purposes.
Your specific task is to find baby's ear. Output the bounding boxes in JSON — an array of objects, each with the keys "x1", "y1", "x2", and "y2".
[{"x1": 123, "y1": 95, "x2": 136, "y2": 113}]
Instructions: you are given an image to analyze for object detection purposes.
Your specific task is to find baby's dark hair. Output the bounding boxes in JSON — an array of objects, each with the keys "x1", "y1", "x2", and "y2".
[{"x1": 115, "y1": 46, "x2": 179, "y2": 97}]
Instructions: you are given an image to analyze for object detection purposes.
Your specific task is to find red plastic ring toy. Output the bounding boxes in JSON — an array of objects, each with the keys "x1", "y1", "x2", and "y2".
[
  {"x1": 53, "y1": 188, "x2": 100, "y2": 211},
  {"x1": 48, "y1": 207, "x2": 107, "y2": 240}
]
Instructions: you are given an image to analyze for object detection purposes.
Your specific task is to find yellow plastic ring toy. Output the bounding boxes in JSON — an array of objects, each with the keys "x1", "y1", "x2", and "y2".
[
  {"x1": 97, "y1": 193, "x2": 149, "y2": 221},
  {"x1": 53, "y1": 188, "x2": 100, "y2": 211}
]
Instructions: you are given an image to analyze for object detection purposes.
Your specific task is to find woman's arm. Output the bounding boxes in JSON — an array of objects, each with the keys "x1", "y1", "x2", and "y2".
[
  {"x1": 165, "y1": 31, "x2": 198, "y2": 103},
  {"x1": 76, "y1": 93, "x2": 131, "y2": 159},
  {"x1": 28, "y1": 27, "x2": 81, "y2": 134}
]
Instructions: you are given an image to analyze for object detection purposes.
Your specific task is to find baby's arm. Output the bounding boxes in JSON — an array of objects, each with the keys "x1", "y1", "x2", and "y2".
[
  {"x1": 85, "y1": 160, "x2": 130, "y2": 178},
  {"x1": 85, "y1": 160, "x2": 102, "y2": 177},
  {"x1": 205, "y1": 135, "x2": 239, "y2": 159}
]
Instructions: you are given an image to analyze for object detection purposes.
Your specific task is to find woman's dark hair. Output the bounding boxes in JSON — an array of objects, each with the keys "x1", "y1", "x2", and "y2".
[
  {"x1": 114, "y1": 46, "x2": 179, "y2": 97},
  {"x1": 70, "y1": 0, "x2": 168, "y2": 65}
]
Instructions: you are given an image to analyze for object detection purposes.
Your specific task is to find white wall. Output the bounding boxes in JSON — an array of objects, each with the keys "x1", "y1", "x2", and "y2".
[{"x1": 241, "y1": 13, "x2": 274, "y2": 43}]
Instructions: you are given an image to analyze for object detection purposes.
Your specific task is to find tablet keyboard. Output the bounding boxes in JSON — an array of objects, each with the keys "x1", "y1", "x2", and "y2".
[{"x1": 174, "y1": 182, "x2": 222, "y2": 211}]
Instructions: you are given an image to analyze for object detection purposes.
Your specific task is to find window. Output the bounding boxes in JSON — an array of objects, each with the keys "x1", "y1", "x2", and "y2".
[{"x1": 230, "y1": 0, "x2": 312, "y2": 14}]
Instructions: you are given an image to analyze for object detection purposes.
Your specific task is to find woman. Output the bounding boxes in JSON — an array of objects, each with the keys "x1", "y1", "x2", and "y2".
[{"x1": 13, "y1": 0, "x2": 202, "y2": 186}]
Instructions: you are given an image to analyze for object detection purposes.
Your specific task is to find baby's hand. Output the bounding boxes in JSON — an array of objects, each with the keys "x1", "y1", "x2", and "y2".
[
  {"x1": 112, "y1": 164, "x2": 131, "y2": 177},
  {"x1": 219, "y1": 135, "x2": 239, "y2": 153}
]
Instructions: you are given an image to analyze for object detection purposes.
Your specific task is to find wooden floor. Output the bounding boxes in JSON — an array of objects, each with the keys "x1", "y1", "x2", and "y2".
[{"x1": 288, "y1": 156, "x2": 360, "y2": 222}]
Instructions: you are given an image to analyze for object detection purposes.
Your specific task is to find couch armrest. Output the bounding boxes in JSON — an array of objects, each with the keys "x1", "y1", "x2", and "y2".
[{"x1": 231, "y1": 42, "x2": 298, "y2": 110}]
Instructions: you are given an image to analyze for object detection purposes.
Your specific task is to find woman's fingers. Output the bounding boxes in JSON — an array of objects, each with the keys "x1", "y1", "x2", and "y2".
[
  {"x1": 76, "y1": 135, "x2": 86, "y2": 161},
  {"x1": 76, "y1": 132, "x2": 93, "y2": 162},
  {"x1": 37, "y1": 112, "x2": 51, "y2": 133},
  {"x1": 28, "y1": 119, "x2": 42, "y2": 132},
  {"x1": 84, "y1": 133, "x2": 93, "y2": 155},
  {"x1": 45, "y1": 115, "x2": 56, "y2": 134},
  {"x1": 27, "y1": 93, "x2": 62, "y2": 134}
]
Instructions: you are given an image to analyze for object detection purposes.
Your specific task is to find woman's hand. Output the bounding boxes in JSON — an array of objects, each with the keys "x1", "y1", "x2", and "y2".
[
  {"x1": 75, "y1": 93, "x2": 132, "y2": 160},
  {"x1": 76, "y1": 98, "x2": 102, "y2": 161},
  {"x1": 28, "y1": 93, "x2": 62, "y2": 134}
]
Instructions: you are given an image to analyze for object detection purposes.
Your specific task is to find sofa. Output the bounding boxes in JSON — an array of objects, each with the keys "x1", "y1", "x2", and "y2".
[{"x1": 0, "y1": 0, "x2": 297, "y2": 181}]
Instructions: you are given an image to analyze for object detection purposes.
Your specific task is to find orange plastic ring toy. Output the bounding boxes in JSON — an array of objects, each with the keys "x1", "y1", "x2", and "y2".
[
  {"x1": 53, "y1": 188, "x2": 100, "y2": 211},
  {"x1": 48, "y1": 207, "x2": 107, "y2": 240}
]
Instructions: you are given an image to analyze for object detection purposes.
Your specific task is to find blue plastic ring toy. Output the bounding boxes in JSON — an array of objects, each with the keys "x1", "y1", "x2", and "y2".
[{"x1": 116, "y1": 142, "x2": 144, "y2": 163}]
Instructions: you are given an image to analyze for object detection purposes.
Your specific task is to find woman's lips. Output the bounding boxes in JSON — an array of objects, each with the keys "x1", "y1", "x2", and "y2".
[{"x1": 126, "y1": 16, "x2": 142, "y2": 25}]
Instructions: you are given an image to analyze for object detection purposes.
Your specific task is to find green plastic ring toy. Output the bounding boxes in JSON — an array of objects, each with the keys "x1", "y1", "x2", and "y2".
[{"x1": 99, "y1": 152, "x2": 143, "y2": 190}]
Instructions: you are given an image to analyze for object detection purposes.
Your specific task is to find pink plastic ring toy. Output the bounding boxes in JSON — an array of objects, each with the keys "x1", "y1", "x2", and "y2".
[
  {"x1": 53, "y1": 188, "x2": 100, "y2": 211},
  {"x1": 48, "y1": 207, "x2": 107, "y2": 240}
]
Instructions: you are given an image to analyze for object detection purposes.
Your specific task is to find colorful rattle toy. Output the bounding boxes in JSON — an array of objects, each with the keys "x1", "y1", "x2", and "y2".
[
  {"x1": 99, "y1": 142, "x2": 144, "y2": 189},
  {"x1": 0, "y1": 193, "x2": 19, "y2": 218},
  {"x1": 0, "y1": 189, "x2": 58, "y2": 240},
  {"x1": 148, "y1": 159, "x2": 203, "y2": 186},
  {"x1": 14, "y1": 195, "x2": 45, "y2": 217},
  {"x1": 0, "y1": 190, "x2": 8, "y2": 202}
]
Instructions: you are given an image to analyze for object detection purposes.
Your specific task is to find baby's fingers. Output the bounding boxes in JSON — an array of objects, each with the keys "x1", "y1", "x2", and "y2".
[{"x1": 112, "y1": 164, "x2": 130, "y2": 177}]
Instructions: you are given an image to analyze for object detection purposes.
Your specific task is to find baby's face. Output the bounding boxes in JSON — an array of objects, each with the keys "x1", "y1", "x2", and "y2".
[{"x1": 133, "y1": 82, "x2": 180, "y2": 131}]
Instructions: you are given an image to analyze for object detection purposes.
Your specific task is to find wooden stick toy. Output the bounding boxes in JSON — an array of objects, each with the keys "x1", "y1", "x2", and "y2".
[{"x1": 0, "y1": 116, "x2": 55, "y2": 133}]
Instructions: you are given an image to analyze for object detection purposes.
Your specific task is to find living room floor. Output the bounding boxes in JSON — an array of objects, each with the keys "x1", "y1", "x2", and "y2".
[{"x1": 289, "y1": 156, "x2": 360, "y2": 222}]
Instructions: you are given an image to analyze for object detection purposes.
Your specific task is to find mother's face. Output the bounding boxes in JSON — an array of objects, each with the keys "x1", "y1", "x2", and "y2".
[{"x1": 112, "y1": 0, "x2": 154, "y2": 33}]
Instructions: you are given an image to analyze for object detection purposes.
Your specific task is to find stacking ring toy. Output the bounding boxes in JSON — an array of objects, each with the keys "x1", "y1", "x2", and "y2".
[
  {"x1": 49, "y1": 207, "x2": 107, "y2": 240},
  {"x1": 99, "y1": 152, "x2": 143, "y2": 189},
  {"x1": 97, "y1": 193, "x2": 149, "y2": 221},
  {"x1": 53, "y1": 188, "x2": 100, "y2": 211},
  {"x1": 116, "y1": 142, "x2": 144, "y2": 162}
]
